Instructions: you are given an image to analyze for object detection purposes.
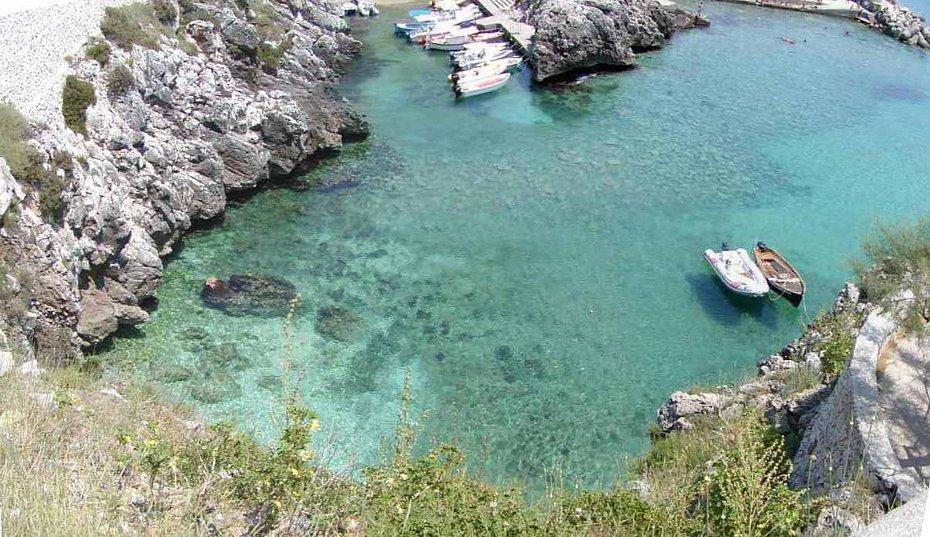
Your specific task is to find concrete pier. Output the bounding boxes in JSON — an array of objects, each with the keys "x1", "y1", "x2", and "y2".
[
  {"x1": 717, "y1": 0, "x2": 862, "y2": 19},
  {"x1": 473, "y1": 0, "x2": 535, "y2": 52}
]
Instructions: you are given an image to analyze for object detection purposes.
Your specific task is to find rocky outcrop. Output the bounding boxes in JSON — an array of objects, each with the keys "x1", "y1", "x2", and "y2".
[
  {"x1": 0, "y1": 0, "x2": 369, "y2": 350},
  {"x1": 856, "y1": 0, "x2": 930, "y2": 50},
  {"x1": 656, "y1": 283, "x2": 867, "y2": 437},
  {"x1": 519, "y1": 0, "x2": 705, "y2": 81},
  {"x1": 657, "y1": 282, "x2": 929, "y2": 510},
  {"x1": 791, "y1": 310, "x2": 926, "y2": 504}
]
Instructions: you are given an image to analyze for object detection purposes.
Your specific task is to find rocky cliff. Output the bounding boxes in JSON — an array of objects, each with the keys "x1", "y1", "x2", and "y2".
[
  {"x1": 518, "y1": 0, "x2": 706, "y2": 81},
  {"x1": 0, "y1": 0, "x2": 368, "y2": 356}
]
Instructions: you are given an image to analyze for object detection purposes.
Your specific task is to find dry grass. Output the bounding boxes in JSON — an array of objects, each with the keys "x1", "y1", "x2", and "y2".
[{"x1": 0, "y1": 370, "x2": 243, "y2": 536}]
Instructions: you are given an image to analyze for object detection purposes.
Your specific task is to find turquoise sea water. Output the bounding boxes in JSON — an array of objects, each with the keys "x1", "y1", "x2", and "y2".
[{"x1": 105, "y1": 3, "x2": 930, "y2": 489}]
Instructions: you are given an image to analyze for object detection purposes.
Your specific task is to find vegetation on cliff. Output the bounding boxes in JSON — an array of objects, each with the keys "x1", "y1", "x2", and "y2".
[
  {"x1": 0, "y1": 359, "x2": 814, "y2": 536},
  {"x1": 856, "y1": 216, "x2": 930, "y2": 332}
]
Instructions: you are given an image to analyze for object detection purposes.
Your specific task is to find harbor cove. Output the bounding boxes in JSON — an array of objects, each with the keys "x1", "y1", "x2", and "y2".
[
  {"x1": 102, "y1": 1, "x2": 930, "y2": 490},
  {"x1": 2, "y1": 0, "x2": 930, "y2": 532}
]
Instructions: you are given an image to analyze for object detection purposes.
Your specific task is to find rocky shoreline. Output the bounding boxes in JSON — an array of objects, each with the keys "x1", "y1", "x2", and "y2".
[
  {"x1": 655, "y1": 282, "x2": 929, "y2": 529},
  {"x1": 0, "y1": 0, "x2": 369, "y2": 356}
]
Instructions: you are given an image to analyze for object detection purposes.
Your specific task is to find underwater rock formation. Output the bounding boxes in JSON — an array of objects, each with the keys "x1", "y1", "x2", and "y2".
[{"x1": 201, "y1": 275, "x2": 297, "y2": 317}]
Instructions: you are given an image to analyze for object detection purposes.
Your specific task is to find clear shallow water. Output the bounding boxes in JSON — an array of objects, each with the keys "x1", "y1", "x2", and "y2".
[{"x1": 105, "y1": 3, "x2": 930, "y2": 489}]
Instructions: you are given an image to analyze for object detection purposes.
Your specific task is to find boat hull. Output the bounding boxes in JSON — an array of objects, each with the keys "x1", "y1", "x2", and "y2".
[
  {"x1": 427, "y1": 41, "x2": 467, "y2": 50},
  {"x1": 704, "y1": 249, "x2": 770, "y2": 297},
  {"x1": 753, "y1": 243, "x2": 805, "y2": 306},
  {"x1": 455, "y1": 73, "x2": 511, "y2": 98}
]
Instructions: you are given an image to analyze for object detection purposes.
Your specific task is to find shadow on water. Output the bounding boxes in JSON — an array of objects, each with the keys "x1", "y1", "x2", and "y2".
[
  {"x1": 686, "y1": 272, "x2": 779, "y2": 329},
  {"x1": 875, "y1": 84, "x2": 928, "y2": 103}
]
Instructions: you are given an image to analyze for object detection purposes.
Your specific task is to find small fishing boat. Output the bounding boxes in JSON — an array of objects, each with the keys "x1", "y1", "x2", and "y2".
[
  {"x1": 449, "y1": 57, "x2": 521, "y2": 82},
  {"x1": 455, "y1": 72, "x2": 511, "y2": 98},
  {"x1": 452, "y1": 40, "x2": 508, "y2": 54},
  {"x1": 414, "y1": 5, "x2": 479, "y2": 24},
  {"x1": 426, "y1": 36, "x2": 471, "y2": 50},
  {"x1": 704, "y1": 244, "x2": 770, "y2": 297},
  {"x1": 455, "y1": 50, "x2": 520, "y2": 71},
  {"x1": 753, "y1": 242, "x2": 805, "y2": 306},
  {"x1": 394, "y1": 21, "x2": 432, "y2": 35}
]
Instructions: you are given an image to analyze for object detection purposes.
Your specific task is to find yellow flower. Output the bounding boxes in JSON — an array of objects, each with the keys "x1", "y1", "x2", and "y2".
[
  {"x1": 309, "y1": 419, "x2": 320, "y2": 432},
  {"x1": 290, "y1": 467, "x2": 300, "y2": 477},
  {"x1": 144, "y1": 439, "x2": 158, "y2": 447}
]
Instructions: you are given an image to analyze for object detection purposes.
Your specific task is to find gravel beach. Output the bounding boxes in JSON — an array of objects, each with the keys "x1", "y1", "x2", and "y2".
[{"x1": 0, "y1": 0, "x2": 130, "y2": 127}]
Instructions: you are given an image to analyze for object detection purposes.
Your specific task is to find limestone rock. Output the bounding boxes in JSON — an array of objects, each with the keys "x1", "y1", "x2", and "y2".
[
  {"x1": 19, "y1": 360, "x2": 42, "y2": 377},
  {"x1": 0, "y1": 158, "x2": 24, "y2": 218},
  {"x1": 657, "y1": 390, "x2": 732, "y2": 432},
  {"x1": 521, "y1": 0, "x2": 690, "y2": 80},
  {"x1": 214, "y1": 134, "x2": 270, "y2": 190},
  {"x1": 76, "y1": 289, "x2": 118, "y2": 345}
]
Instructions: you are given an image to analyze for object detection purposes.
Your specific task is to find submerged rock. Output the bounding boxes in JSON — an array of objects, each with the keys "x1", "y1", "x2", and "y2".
[
  {"x1": 201, "y1": 275, "x2": 297, "y2": 317},
  {"x1": 200, "y1": 342, "x2": 251, "y2": 372},
  {"x1": 154, "y1": 363, "x2": 194, "y2": 383},
  {"x1": 315, "y1": 305, "x2": 361, "y2": 341},
  {"x1": 189, "y1": 370, "x2": 242, "y2": 404}
]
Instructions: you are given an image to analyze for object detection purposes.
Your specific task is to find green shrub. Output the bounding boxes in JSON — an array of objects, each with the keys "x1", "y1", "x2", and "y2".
[
  {"x1": 256, "y1": 43, "x2": 285, "y2": 71},
  {"x1": 856, "y1": 217, "x2": 930, "y2": 332},
  {"x1": 106, "y1": 64, "x2": 135, "y2": 95},
  {"x1": 251, "y1": 0, "x2": 284, "y2": 41},
  {"x1": 152, "y1": 0, "x2": 178, "y2": 25},
  {"x1": 61, "y1": 75, "x2": 96, "y2": 135},
  {"x1": 100, "y1": 3, "x2": 161, "y2": 49},
  {"x1": 697, "y1": 411, "x2": 806, "y2": 537},
  {"x1": 811, "y1": 310, "x2": 858, "y2": 379},
  {"x1": 0, "y1": 102, "x2": 43, "y2": 181},
  {"x1": 37, "y1": 172, "x2": 66, "y2": 222},
  {"x1": 178, "y1": 0, "x2": 218, "y2": 27},
  {"x1": 84, "y1": 38, "x2": 111, "y2": 67},
  {"x1": 363, "y1": 444, "x2": 537, "y2": 535},
  {"x1": 545, "y1": 489, "x2": 684, "y2": 534}
]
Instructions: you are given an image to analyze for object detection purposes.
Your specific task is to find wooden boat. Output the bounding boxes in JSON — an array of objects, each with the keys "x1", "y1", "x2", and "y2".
[
  {"x1": 753, "y1": 242, "x2": 805, "y2": 306},
  {"x1": 454, "y1": 72, "x2": 511, "y2": 98},
  {"x1": 704, "y1": 244, "x2": 770, "y2": 297}
]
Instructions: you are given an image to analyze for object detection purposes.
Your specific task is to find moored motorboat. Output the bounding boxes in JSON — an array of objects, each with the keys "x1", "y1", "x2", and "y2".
[
  {"x1": 455, "y1": 50, "x2": 520, "y2": 70},
  {"x1": 448, "y1": 57, "x2": 521, "y2": 82},
  {"x1": 394, "y1": 21, "x2": 432, "y2": 35},
  {"x1": 753, "y1": 242, "x2": 805, "y2": 306},
  {"x1": 427, "y1": 29, "x2": 503, "y2": 50},
  {"x1": 426, "y1": 36, "x2": 471, "y2": 50},
  {"x1": 454, "y1": 72, "x2": 511, "y2": 98},
  {"x1": 704, "y1": 244, "x2": 770, "y2": 297}
]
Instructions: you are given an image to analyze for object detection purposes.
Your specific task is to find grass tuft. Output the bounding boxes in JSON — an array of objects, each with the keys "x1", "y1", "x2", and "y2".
[{"x1": 101, "y1": 3, "x2": 162, "y2": 49}]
